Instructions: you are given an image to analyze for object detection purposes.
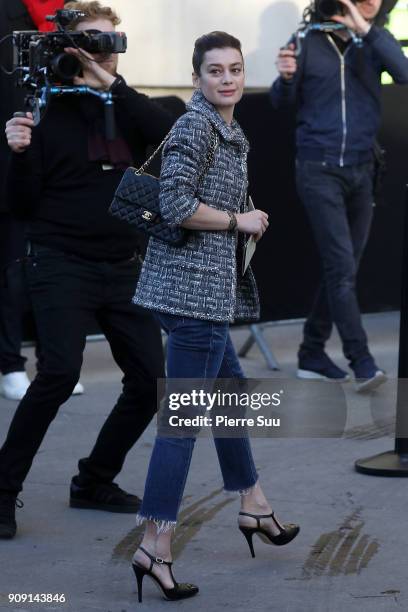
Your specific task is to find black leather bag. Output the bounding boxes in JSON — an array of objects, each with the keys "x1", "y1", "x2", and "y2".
[{"x1": 109, "y1": 126, "x2": 218, "y2": 246}]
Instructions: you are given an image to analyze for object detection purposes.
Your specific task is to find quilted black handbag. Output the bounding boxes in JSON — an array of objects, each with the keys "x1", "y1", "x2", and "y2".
[{"x1": 109, "y1": 126, "x2": 218, "y2": 246}]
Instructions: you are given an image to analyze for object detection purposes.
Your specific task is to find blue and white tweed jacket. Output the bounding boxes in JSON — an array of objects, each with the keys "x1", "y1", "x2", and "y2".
[{"x1": 133, "y1": 89, "x2": 260, "y2": 323}]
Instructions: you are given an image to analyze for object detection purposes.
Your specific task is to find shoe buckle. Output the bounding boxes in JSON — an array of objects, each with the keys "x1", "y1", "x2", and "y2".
[
  {"x1": 155, "y1": 556, "x2": 164, "y2": 564},
  {"x1": 15, "y1": 498, "x2": 24, "y2": 509}
]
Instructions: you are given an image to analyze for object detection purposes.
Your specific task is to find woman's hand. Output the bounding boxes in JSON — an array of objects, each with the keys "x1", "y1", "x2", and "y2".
[{"x1": 236, "y1": 209, "x2": 269, "y2": 242}]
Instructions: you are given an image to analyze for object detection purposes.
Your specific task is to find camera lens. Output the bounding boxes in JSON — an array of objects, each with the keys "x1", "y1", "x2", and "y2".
[
  {"x1": 316, "y1": 0, "x2": 344, "y2": 19},
  {"x1": 51, "y1": 53, "x2": 81, "y2": 81}
]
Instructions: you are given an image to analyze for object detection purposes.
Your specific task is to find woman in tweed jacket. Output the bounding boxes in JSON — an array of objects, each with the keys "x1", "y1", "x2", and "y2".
[{"x1": 131, "y1": 32, "x2": 299, "y2": 601}]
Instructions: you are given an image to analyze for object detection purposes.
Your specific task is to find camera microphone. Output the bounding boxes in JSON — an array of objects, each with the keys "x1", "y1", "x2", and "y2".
[{"x1": 46, "y1": 10, "x2": 86, "y2": 24}]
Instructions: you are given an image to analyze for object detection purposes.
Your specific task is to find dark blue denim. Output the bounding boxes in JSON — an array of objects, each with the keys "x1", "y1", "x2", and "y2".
[
  {"x1": 296, "y1": 160, "x2": 375, "y2": 364},
  {"x1": 138, "y1": 313, "x2": 259, "y2": 524}
]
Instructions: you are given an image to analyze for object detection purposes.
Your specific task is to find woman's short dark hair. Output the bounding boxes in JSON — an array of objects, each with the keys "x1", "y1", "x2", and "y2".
[{"x1": 192, "y1": 31, "x2": 243, "y2": 75}]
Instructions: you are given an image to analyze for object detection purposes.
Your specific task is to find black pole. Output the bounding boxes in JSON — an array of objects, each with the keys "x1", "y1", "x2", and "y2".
[{"x1": 355, "y1": 186, "x2": 408, "y2": 475}]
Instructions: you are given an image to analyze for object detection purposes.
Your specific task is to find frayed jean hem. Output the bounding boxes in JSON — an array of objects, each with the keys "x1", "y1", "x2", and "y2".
[
  {"x1": 135, "y1": 512, "x2": 177, "y2": 534},
  {"x1": 223, "y1": 476, "x2": 259, "y2": 496}
]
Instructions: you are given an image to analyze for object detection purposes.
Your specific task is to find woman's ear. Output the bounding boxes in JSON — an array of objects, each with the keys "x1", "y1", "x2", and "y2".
[{"x1": 192, "y1": 72, "x2": 200, "y2": 89}]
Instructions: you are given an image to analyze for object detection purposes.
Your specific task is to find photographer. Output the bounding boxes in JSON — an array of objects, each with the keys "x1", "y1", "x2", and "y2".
[
  {"x1": 270, "y1": 0, "x2": 408, "y2": 391},
  {"x1": 0, "y1": 1, "x2": 174, "y2": 539},
  {"x1": 0, "y1": 0, "x2": 85, "y2": 401}
]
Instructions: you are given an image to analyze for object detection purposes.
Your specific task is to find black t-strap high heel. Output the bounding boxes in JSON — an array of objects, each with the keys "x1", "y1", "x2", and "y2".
[
  {"x1": 132, "y1": 545, "x2": 199, "y2": 602},
  {"x1": 238, "y1": 511, "x2": 300, "y2": 558}
]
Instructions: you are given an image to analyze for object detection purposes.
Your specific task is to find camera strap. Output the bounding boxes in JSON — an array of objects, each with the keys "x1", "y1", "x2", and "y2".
[{"x1": 291, "y1": 33, "x2": 309, "y2": 104}]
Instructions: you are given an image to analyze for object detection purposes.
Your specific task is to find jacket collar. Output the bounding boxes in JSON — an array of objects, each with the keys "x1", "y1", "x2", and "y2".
[{"x1": 186, "y1": 89, "x2": 249, "y2": 152}]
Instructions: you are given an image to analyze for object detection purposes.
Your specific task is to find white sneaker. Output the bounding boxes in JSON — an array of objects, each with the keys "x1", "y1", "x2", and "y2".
[
  {"x1": 72, "y1": 381, "x2": 85, "y2": 396},
  {"x1": 1, "y1": 371, "x2": 31, "y2": 401}
]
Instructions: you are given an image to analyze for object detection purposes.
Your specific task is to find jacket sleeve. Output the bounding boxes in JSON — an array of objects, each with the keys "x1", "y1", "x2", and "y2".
[
  {"x1": 6, "y1": 126, "x2": 43, "y2": 218},
  {"x1": 269, "y1": 33, "x2": 301, "y2": 109},
  {"x1": 269, "y1": 75, "x2": 298, "y2": 109},
  {"x1": 364, "y1": 26, "x2": 408, "y2": 84},
  {"x1": 111, "y1": 77, "x2": 175, "y2": 146},
  {"x1": 159, "y1": 112, "x2": 212, "y2": 227}
]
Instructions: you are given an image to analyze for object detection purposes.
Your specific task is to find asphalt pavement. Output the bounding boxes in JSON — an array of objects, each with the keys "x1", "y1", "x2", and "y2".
[{"x1": 0, "y1": 312, "x2": 406, "y2": 612}]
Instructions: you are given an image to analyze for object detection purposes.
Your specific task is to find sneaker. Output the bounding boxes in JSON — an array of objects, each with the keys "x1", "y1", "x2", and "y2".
[
  {"x1": 69, "y1": 478, "x2": 141, "y2": 513},
  {"x1": 1, "y1": 372, "x2": 31, "y2": 401},
  {"x1": 297, "y1": 351, "x2": 350, "y2": 381},
  {"x1": 350, "y1": 356, "x2": 387, "y2": 393},
  {"x1": 72, "y1": 381, "x2": 84, "y2": 396},
  {"x1": 0, "y1": 492, "x2": 23, "y2": 539}
]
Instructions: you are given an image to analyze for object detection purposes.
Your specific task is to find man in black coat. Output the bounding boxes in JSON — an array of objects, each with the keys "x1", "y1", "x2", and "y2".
[
  {"x1": 0, "y1": 0, "x2": 85, "y2": 401},
  {"x1": 0, "y1": 1, "x2": 36, "y2": 400},
  {"x1": 0, "y1": 0, "x2": 174, "y2": 539}
]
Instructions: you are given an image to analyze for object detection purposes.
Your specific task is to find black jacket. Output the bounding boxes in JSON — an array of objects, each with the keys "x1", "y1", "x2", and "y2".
[
  {"x1": 6, "y1": 78, "x2": 175, "y2": 261},
  {"x1": 0, "y1": 0, "x2": 35, "y2": 211}
]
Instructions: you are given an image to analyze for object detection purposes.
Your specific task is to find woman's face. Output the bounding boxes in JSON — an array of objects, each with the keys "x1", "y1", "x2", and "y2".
[{"x1": 193, "y1": 47, "x2": 245, "y2": 111}]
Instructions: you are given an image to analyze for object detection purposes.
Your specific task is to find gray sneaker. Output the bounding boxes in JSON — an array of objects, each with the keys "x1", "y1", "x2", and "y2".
[{"x1": 351, "y1": 357, "x2": 387, "y2": 393}]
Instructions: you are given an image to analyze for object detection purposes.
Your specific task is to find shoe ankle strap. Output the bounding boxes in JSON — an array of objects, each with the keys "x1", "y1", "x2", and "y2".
[
  {"x1": 239, "y1": 511, "x2": 283, "y2": 532},
  {"x1": 138, "y1": 545, "x2": 173, "y2": 570},
  {"x1": 239, "y1": 511, "x2": 273, "y2": 520},
  {"x1": 239, "y1": 511, "x2": 272, "y2": 529}
]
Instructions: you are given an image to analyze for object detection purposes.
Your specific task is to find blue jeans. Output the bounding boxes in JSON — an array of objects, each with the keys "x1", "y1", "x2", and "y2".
[
  {"x1": 296, "y1": 160, "x2": 374, "y2": 364},
  {"x1": 137, "y1": 313, "x2": 259, "y2": 525}
]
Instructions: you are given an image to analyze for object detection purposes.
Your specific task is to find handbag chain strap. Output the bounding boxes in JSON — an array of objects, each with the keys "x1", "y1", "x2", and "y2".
[
  {"x1": 134, "y1": 122, "x2": 219, "y2": 179},
  {"x1": 198, "y1": 126, "x2": 219, "y2": 185},
  {"x1": 135, "y1": 133, "x2": 171, "y2": 176}
]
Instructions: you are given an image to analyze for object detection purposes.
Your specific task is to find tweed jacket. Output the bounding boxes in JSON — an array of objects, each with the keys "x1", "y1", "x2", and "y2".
[{"x1": 133, "y1": 89, "x2": 260, "y2": 323}]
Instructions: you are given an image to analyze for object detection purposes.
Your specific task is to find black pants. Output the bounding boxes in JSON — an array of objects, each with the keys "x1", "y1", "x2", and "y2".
[
  {"x1": 296, "y1": 160, "x2": 375, "y2": 364},
  {"x1": 0, "y1": 244, "x2": 165, "y2": 494},
  {"x1": 0, "y1": 213, "x2": 28, "y2": 375}
]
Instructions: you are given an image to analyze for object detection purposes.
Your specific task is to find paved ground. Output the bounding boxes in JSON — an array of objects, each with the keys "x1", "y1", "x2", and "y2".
[{"x1": 0, "y1": 312, "x2": 406, "y2": 612}]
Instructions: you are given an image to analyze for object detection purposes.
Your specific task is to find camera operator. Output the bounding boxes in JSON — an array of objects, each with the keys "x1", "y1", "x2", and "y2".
[
  {"x1": 271, "y1": 0, "x2": 408, "y2": 391},
  {"x1": 0, "y1": 0, "x2": 174, "y2": 539},
  {"x1": 0, "y1": 0, "x2": 85, "y2": 401},
  {"x1": 0, "y1": 0, "x2": 35, "y2": 401}
]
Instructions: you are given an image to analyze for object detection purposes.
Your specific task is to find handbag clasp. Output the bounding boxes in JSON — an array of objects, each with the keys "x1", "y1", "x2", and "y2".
[{"x1": 142, "y1": 210, "x2": 153, "y2": 221}]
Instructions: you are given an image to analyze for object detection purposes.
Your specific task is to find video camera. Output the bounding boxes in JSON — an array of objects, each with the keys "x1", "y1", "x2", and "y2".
[
  {"x1": 10, "y1": 9, "x2": 127, "y2": 136},
  {"x1": 286, "y1": 0, "x2": 364, "y2": 57},
  {"x1": 314, "y1": 0, "x2": 357, "y2": 21},
  {"x1": 13, "y1": 9, "x2": 127, "y2": 87}
]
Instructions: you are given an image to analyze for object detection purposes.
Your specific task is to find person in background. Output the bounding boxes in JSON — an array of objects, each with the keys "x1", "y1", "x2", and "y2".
[
  {"x1": 270, "y1": 0, "x2": 408, "y2": 391},
  {"x1": 0, "y1": 0, "x2": 174, "y2": 539},
  {"x1": 0, "y1": 0, "x2": 83, "y2": 400}
]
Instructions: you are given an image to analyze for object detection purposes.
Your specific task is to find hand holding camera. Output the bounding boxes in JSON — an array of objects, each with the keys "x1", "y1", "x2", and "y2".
[
  {"x1": 5, "y1": 113, "x2": 34, "y2": 154},
  {"x1": 64, "y1": 47, "x2": 116, "y2": 91},
  {"x1": 327, "y1": 0, "x2": 371, "y2": 36},
  {"x1": 276, "y1": 43, "x2": 298, "y2": 81}
]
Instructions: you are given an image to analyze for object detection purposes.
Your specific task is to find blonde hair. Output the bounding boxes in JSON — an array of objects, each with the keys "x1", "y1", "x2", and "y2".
[{"x1": 64, "y1": 1, "x2": 121, "y2": 29}]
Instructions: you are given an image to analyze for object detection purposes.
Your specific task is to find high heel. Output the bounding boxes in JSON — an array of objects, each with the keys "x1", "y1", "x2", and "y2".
[
  {"x1": 132, "y1": 545, "x2": 199, "y2": 602},
  {"x1": 238, "y1": 511, "x2": 300, "y2": 558}
]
